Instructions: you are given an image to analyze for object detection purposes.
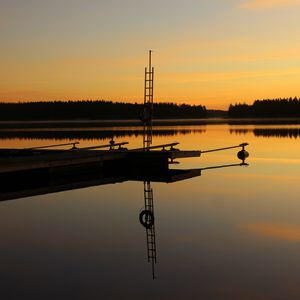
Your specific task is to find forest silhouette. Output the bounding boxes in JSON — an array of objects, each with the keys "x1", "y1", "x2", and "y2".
[
  {"x1": 0, "y1": 100, "x2": 206, "y2": 121},
  {"x1": 1, "y1": 98, "x2": 300, "y2": 121},
  {"x1": 229, "y1": 98, "x2": 300, "y2": 118}
]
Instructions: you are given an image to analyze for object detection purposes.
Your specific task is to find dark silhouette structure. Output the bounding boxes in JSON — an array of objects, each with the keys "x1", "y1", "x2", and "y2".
[{"x1": 141, "y1": 50, "x2": 154, "y2": 149}]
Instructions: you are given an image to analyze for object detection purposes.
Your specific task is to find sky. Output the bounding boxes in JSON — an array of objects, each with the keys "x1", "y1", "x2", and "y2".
[{"x1": 1, "y1": 0, "x2": 300, "y2": 109}]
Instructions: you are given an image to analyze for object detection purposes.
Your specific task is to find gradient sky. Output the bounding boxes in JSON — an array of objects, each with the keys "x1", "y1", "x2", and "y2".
[{"x1": 1, "y1": 0, "x2": 300, "y2": 109}]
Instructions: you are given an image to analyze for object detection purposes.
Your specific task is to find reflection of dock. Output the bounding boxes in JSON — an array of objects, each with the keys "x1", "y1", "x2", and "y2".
[
  {"x1": 0, "y1": 143, "x2": 247, "y2": 281},
  {"x1": 0, "y1": 163, "x2": 201, "y2": 202}
]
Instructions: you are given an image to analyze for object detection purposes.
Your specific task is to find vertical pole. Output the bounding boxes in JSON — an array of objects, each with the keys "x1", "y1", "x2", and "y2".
[
  {"x1": 143, "y1": 50, "x2": 154, "y2": 150},
  {"x1": 149, "y1": 50, "x2": 152, "y2": 71}
]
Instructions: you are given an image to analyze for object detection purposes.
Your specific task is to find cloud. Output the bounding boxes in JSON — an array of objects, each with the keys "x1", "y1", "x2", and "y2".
[
  {"x1": 244, "y1": 223, "x2": 300, "y2": 241},
  {"x1": 240, "y1": 0, "x2": 300, "y2": 9},
  {"x1": 160, "y1": 67, "x2": 300, "y2": 83}
]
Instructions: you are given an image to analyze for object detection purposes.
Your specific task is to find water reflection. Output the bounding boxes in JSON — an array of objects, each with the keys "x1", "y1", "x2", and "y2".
[
  {"x1": 0, "y1": 166, "x2": 202, "y2": 202},
  {"x1": 4, "y1": 124, "x2": 300, "y2": 299},
  {"x1": 5, "y1": 125, "x2": 300, "y2": 142},
  {"x1": 0, "y1": 159, "x2": 248, "y2": 281},
  {"x1": 0, "y1": 128, "x2": 206, "y2": 141},
  {"x1": 139, "y1": 161, "x2": 248, "y2": 279},
  {"x1": 0, "y1": 161, "x2": 249, "y2": 203},
  {"x1": 139, "y1": 181, "x2": 157, "y2": 280},
  {"x1": 231, "y1": 127, "x2": 300, "y2": 139}
]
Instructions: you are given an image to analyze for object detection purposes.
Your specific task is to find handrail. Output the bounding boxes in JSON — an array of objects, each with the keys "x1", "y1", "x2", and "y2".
[
  {"x1": 79, "y1": 142, "x2": 129, "y2": 150},
  {"x1": 131, "y1": 142, "x2": 179, "y2": 151},
  {"x1": 23, "y1": 141, "x2": 129, "y2": 151},
  {"x1": 201, "y1": 143, "x2": 249, "y2": 154},
  {"x1": 200, "y1": 162, "x2": 248, "y2": 171},
  {"x1": 25, "y1": 142, "x2": 79, "y2": 150}
]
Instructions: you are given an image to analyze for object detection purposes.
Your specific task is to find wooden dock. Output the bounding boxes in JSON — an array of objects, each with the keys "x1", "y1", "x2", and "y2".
[
  {"x1": 0, "y1": 142, "x2": 200, "y2": 175},
  {"x1": 0, "y1": 149, "x2": 124, "y2": 173}
]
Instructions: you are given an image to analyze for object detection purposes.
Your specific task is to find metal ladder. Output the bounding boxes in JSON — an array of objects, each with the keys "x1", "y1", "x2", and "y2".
[{"x1": 143, "y1": 50, "x2": 154, "y2": 150}]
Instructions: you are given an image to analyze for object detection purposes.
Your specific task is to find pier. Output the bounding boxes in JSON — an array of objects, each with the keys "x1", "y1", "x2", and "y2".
[{"x1": 0, "y1": 141, "x2": 200, "y2": 175}]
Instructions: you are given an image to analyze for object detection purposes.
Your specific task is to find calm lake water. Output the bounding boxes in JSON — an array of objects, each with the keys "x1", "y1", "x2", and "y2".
[{"x1": 1, "y1": 124, "x2": 300, "y2": 299}]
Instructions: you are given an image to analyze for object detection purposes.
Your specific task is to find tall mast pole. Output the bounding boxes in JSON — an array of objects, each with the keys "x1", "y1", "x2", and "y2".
[
  {"x1": 142, "y1": 50, "x2": 154, "y2": 150},
  {"x1": 149, "y1": 50, "x2": 152, "y2": 71}
]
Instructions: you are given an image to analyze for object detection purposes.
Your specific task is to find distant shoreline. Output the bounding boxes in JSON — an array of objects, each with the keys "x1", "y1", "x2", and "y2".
[{"x1": 1, "y1": 118, "x2": 300, "y2": 129}]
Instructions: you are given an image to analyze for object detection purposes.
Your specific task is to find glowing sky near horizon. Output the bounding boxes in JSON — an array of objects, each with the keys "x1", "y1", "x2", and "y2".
[{"x1": 1, "y1": 0, "x2": 300, "y2": 109}]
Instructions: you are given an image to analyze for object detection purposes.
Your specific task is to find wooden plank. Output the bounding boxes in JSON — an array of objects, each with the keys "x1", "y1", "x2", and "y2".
[{"x1": 0, "y1": 150, "x2": 126, "y2": 173}]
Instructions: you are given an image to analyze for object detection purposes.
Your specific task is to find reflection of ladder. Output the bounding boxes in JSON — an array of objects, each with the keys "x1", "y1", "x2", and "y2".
[
  {"x1": 143, "y1": 181, "x2": 157, "y2": 279},
  {"x1": 143, "y1": 50, "x2": 154, "y2": 150}
]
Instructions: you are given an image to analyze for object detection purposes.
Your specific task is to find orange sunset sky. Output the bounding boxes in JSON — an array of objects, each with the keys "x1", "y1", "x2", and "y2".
[{"x1": 1, "y1": 0, "x2": 300, "y2": 109}]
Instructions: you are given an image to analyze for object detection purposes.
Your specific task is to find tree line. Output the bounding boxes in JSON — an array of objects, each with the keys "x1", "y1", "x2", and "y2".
[
  {"x1": 0, "y1": 100, "x2": 207, "y2": 121},
  {"x1": 228, "y1": 97, "x2": 300, "y2": 118}
]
